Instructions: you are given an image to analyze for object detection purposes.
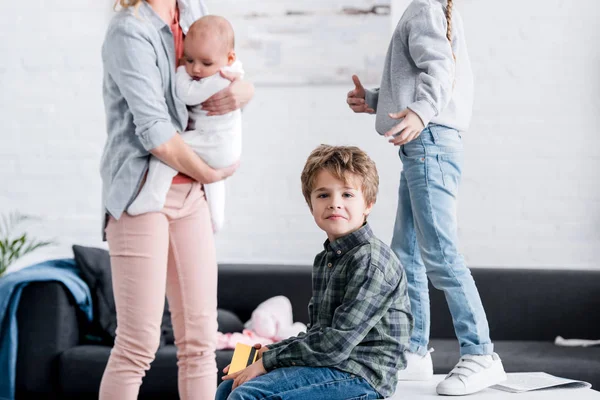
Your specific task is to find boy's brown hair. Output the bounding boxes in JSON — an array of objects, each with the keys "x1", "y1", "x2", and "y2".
[{"x1": 301, "y1": 144, "x2": 379, "y2": 211}]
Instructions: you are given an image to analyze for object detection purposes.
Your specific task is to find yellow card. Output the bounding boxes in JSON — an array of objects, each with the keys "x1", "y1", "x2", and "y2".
[{"x1": 228, "y1": 343, "x2": 258, "y2": 375}]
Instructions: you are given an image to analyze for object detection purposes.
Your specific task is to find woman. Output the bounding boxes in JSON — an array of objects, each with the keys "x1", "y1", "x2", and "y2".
[{"x1": 99, "y1": 1, "x2": 254, "y2": 399}]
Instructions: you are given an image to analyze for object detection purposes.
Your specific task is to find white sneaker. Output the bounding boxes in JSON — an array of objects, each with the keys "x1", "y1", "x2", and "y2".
[
  {"x1": 397, "y1": 349, "x2": 434, "y2": 381},
  {"x1": 436, "y1": 353, "x2": 507, "y2": 396}
]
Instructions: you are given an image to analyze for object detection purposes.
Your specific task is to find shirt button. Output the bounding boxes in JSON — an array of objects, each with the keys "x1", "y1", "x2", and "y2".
[
  {"x1": 336, "y1": 250, "x2": 342, "y2": 255},
  {"x1": 327, "y1": 263, "x2": 332, "y2": 268}
]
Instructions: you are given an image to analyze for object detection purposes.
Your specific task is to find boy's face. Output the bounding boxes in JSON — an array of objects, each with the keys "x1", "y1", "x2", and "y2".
[
  {"x1": 183, "y1": 34, "x2": 235, "y2": 80},
  {"x1": 310, "y1": 169, "x2": 373, "y2": 242}
]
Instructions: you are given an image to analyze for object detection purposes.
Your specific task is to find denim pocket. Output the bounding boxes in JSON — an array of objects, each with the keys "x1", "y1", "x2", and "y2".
[
  {"x1": 400, "y1": 144, "x2": 425, "y2": 163},
  {"x1": 436, "y1": 152, "x2": 463, "y2": 196},
  {"x1": 429, "y1": 124, "x2": 462, "y2": 152}
]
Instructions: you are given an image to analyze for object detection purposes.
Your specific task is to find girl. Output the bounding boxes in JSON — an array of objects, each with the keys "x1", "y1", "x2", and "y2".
[
  {"x1": 347, "y1": 0, "x2": 506, "y2": 395},
  {"x1": 99, "y1": 1, "x2": 254, "y2": 398}
]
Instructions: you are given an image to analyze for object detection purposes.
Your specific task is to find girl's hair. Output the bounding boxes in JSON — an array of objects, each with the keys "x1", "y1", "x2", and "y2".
[
  {"x1": 445, "y1": 0, "x2": 456, "y2": 61},
  {"x1": 445, "y1": 0, "x2": 453, "y2": 43},
  {"x1": 114, "y1": 0, "x2": 142, "y2": 10}
]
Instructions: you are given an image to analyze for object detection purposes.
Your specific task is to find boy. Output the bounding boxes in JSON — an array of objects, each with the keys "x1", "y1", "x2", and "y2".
[
  {"x1": 216, "y1": 145, "x2": 414, "y2": 399},
  {"x1": 127, "y1": 15, "x2": 243, "y2": 233}
]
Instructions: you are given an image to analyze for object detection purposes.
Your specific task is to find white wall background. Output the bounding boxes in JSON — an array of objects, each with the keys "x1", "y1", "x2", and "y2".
[
  {"x1": 204, "y1": 0, "x2": 392, "y2": 85},
  {"x1": 1, "y1": 0, "x2": 599, "y2": 271}
]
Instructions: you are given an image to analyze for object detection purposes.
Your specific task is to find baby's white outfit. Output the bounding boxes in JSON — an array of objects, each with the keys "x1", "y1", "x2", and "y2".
[{"x1": 127, "y1": 61, "x2": 243, "y2": 234}]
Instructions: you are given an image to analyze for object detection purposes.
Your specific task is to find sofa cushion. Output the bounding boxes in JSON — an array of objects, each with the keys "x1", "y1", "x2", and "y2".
[
  {"x1": 72, "y1": 245, "x2": 176, "y2": 346},
  {"x1": 161, "y1": 309, "x2": 244, "y2": 345},
  {"x1": 428, "y1": 269, "x2": 600, "y2": 341},
  {"x1": 58, "y1": 345, "x2": 234, "y2": 398},
  {"x1": 218, "y1": 309, "x2": 245, "y2": 334},
  {"x1": 429, "y1": 339, "x2": 600, "y2": 389},
  {"x1": 72, "y1": 245, "x2": 117, "y2": 343},
  {"x1": 217, "y1": 264, "x2": 313, "y2": 324}
]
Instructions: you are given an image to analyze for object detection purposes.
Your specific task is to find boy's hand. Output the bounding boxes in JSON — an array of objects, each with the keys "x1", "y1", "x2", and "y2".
[
  {"x1": 222, "y1": 358, "x2": 267, "y2": 390},
  {"x1": 347, "y1": 75, "x2": 375, "y2": 114},
  {"x1": 253, "y1": 343, "x2": 270, "y2": 359},
  {"x1": 220, "y1": 344, "x2": 268, "y2": 375},
  {"x1": 384, "y1": 109, "x2": 425, "y2": 146}
]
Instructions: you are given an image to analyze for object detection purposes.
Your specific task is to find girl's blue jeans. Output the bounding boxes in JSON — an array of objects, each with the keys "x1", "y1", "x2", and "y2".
[{"x1": 390, "y1": 124, "x2": 493, "y2": 357}]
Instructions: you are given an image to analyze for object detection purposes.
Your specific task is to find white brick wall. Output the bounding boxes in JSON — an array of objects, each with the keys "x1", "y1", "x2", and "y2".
[{"x1": 1, "y1": 1, "x2": 599, "y2": 270}]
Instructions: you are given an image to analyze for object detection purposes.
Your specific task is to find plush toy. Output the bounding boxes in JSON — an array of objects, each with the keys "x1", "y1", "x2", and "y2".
[
  {"x1": 216, "y1": 329, "x2": 273, "y2": 350},
  {"x1": 244, "y1": 295, "x2": 307, "y2": 341}
]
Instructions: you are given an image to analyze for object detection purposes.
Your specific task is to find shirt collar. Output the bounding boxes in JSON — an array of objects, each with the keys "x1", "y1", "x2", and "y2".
[
  {"x1": 323, "y1": 223, "x2": 373, "y2": 257},
  {"x1": 138, "y1": 0, "x2": 208, "y2": 34},
  {"x1": 138, "y1": 1, "x2": 170, "y2": 31}
]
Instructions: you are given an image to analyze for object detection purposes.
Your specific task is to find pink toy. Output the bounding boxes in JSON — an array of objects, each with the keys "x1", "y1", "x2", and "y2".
[
  {"x1": 216, "y1": 296, "x2": 308, "y2": 350},
  {"x1": 216, "y1": 329, "x2": 274, "y2": 350},
  {"x1": 244, "y1": 295, "x2": 307, "y2": 341}
]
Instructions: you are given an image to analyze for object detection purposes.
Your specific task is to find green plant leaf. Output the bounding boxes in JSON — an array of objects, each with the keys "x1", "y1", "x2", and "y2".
[
  {"x1": 0, "y1": 212, "x2": 54, "y2": 276},
  {"x1": 22, "y1": 239, "x2": 54, "y2": 257}
]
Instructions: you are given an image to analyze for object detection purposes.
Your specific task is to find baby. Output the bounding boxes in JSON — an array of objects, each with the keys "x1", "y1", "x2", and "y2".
[{"x1": 127, "y1": 15, "x2": 243, "y2": 234}]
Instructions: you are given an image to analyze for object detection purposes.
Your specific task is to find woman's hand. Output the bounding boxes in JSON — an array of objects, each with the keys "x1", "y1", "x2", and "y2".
[
  {"x1": 347, "y1": 75, "x2": 374, "y2": 114},
  {"x1": 201, "y1": 160, "x2": 240, "y2": 184},
  {"x1": 384, "y1": 109, "x2": 425, "y2": 146},
  {"x1": 201, "y1": 70, "x2": 254, "y2": 116},
  {"x1": 222, "y1": 358, "x2": 267, "y2": 390}
]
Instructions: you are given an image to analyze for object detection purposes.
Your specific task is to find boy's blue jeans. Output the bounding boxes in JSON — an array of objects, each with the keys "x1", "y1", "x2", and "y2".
[
  {"x1": 390, "y1": 124, "x2": 494, "y2": 357},
  {"x1": 215, "y1": 366, "x2": 380, "y2": 400}
]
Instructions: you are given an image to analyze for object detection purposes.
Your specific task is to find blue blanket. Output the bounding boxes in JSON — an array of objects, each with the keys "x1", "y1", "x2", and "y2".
[{"x1": 0, "y1": 259, "x2": 93, "y2": 400}]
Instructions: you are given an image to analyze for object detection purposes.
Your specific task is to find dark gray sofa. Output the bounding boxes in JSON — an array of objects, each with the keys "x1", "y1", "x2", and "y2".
[{"x1": 15, "y1": 264, "x2": 600, "y2": 399}]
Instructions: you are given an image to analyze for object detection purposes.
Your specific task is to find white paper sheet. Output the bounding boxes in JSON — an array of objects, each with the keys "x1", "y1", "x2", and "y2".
[{"x1": 492, "y1": 373, "x2": 592, "y2": 393}]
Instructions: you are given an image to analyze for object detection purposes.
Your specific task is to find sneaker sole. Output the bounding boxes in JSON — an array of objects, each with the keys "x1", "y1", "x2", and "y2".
[{"x1": 436, "y1": 363, "x2": 507, "y2": 396}]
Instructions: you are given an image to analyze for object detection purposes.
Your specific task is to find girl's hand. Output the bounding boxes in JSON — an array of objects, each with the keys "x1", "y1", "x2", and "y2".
[
  {"x1": 202, "y1": 71, "x2": 254, "y2": 116},
  {"x1": 384, "y1": 109, "x2": 425, "y2": 146},
  {"x1": 222, "y1": 359, "x2": 267, "y2": 390},
  {"x1": 347, "y1": 75, "x2": 374, "y2": 114}
]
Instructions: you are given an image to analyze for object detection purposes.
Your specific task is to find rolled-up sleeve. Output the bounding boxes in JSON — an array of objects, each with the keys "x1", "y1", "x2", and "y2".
[{"x1": 103, "y1": 21, "x2": 176, "y2": 151}]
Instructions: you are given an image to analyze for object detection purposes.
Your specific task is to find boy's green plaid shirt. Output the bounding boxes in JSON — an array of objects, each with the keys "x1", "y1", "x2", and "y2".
[{"x1": 262, "y1": 223, "x2": 414, "y2": 397}]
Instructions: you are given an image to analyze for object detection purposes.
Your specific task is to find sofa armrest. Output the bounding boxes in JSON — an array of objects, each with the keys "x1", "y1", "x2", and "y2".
[{"x1": 15, "y1": 281, "x2": 82, "y2": 397}]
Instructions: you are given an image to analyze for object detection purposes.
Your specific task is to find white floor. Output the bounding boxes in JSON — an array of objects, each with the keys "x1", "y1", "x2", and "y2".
[{"x1": 386, "y1": 375, "x2": 600, "y2": 400}]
